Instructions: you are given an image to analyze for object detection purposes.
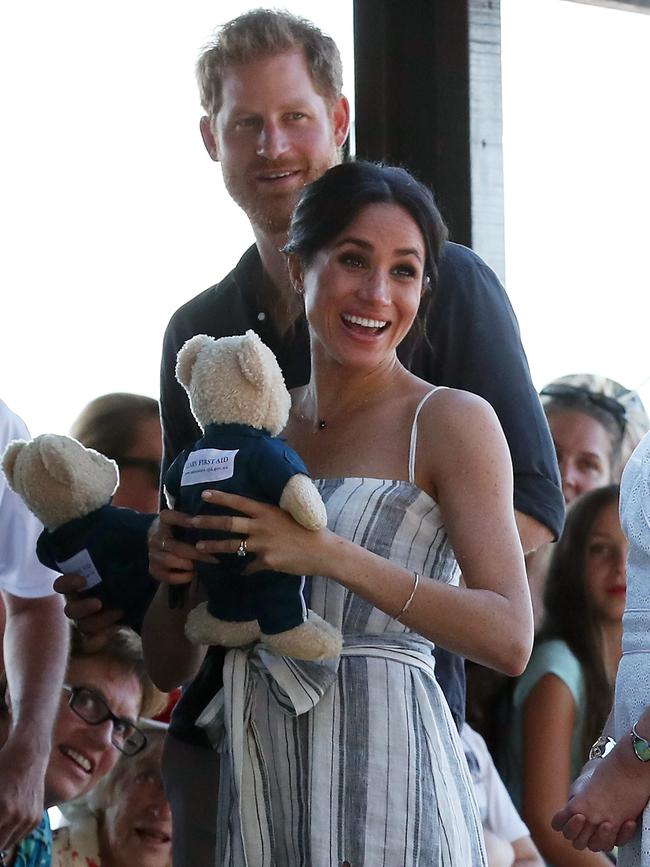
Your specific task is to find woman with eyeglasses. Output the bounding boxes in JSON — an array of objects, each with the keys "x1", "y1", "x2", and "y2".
[
  {"x1": 53, "y1": 727, "x2": 171, "y2": 867},
  {"x1": 0, "y1": 628, "x2": 164, "y2": 867}
]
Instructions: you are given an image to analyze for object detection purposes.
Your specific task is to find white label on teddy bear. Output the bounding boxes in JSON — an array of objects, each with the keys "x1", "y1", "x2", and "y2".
[
  {"x1": 180, "y1": 448, "x2": 239, "y2": 486},
  {"x1": 55, "y1": 549, "x2": 102, "y2": 590}
]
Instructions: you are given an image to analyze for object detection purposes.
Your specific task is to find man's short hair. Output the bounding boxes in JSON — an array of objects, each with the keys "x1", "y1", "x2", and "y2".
[{"x1": 197, "y1": 8, "x2": 343, "y2": 119}]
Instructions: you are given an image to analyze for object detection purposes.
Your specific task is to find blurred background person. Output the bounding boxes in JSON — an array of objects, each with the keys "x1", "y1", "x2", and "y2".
[
  {"x1": 70, "y1": 393, "x2": 162, "y2": 514},
  {"x1": 540, "y1": 374, "x2": 649, "y2": 507},
  {"x1": 0, "y1": 627, "x2": 164, "y2": 866},
  {"x1": 0, "y1": 397, "x2": 68, "y2": 856},
  {"x1": 502, "y1": 485, "x2": 627, "y2": 865},
  {"x1": 467, "y1": 375, "x2": 648, "y2": 753},
  {"x1": 525, "y1": 374, "x2": 649, "y2": 627},
  {"x1": 53, "y1": 725, "x2": 171, "y2": 867},
  {"x1": 552, "y1": 431, "x2": 650, "y2": 865},
  {"x1": 462, "y1": 723, "x2": 543, "y2": 866},
  {"x1": 58, "y1": 393, "x2": 163, "y2": 650}
]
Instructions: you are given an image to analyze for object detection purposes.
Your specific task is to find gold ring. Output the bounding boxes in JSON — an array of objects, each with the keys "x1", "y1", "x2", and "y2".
[{"x1": 236, "y1": 538, "x2": 248, "y2": 558}]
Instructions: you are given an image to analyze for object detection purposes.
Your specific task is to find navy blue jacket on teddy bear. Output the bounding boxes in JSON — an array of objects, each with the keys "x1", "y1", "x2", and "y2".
[
  {"x1": 165, "y1": 422, "x2": 310, "y2": 635},
  {"x1": 36, "y1": 506, "x2": 157, "y2": 633},
  {"x1": 1, "y1": 432, "x2": 158, "y2": 634}
]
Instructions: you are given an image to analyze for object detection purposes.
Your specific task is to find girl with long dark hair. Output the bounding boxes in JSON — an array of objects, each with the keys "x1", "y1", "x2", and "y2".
[{"x1": 505, "y1": 484, "x2": 627, "y2": 865}]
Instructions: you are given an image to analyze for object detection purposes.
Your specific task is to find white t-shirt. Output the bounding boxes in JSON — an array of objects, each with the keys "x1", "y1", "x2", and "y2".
[
  {"x1": 462, "y1": 723, "x2": 530, "y2": 844},
  {"x1": 0, "y1": 399, "x2": 58, "y2": 597}
]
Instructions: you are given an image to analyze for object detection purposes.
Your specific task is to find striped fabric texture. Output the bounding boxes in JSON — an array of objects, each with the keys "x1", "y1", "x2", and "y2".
[{"x1": 202, "y1": 392, "x2": 488, "y2": 865}]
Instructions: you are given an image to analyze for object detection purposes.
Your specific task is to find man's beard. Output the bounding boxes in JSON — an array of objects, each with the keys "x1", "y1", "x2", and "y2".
[{"x1": 222, "y1": 149, "x2": 339, "y2": 237}]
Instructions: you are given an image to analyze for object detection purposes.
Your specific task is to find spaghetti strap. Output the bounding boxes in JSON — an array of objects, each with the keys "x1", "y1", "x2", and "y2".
[{"x1": 408, "y1": 387, "x2": 445, "y2": 484}]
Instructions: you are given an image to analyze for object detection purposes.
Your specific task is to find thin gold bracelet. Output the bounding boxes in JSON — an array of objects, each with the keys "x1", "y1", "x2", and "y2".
[{"x1": 396, "y1": 572, "x2": 420, "y2": 621}]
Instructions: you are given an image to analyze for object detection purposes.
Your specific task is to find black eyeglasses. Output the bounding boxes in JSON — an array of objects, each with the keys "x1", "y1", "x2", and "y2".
[
  {"x1": 113, "y1": 457, "x2": 162, "y2": 483},
  {"x1": 62, "y1": 684, "x2": 147, "y2": 756},
  {"x1": 539, "y1": 384, "x2": 627, "y2": 432}
]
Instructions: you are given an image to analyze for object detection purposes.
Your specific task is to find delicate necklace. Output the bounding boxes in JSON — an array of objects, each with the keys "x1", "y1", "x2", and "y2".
[{"x1": 297, "y1": 390, "x2": 328, "y2": 430}]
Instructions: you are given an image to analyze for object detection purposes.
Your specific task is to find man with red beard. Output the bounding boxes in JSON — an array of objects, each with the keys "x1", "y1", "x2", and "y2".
[{"x1": 60, "y1": 10, "x2": 564, "y2": 865}]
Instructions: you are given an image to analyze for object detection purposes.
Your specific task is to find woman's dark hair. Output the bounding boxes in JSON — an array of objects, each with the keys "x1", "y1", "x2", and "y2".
[
  {"x1": 540, "y1": 484, "x2": 620, "y2": 759},
  {"x1": 284, "y1": 161, "x2": 448, "y2": 362}
]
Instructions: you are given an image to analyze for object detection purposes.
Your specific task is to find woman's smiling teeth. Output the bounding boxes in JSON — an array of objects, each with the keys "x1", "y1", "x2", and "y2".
[
  {"x1": 61, "y1": 745, "x2": 93, "y2": 773},
  {"x1": 341, "y1": 313, "x2": 389, "y2": 332}
]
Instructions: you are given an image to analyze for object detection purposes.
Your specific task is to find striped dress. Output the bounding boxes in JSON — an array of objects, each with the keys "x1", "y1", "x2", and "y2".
[{"x1": 202, "y1": 391, "x2": 487, "y2": 866}]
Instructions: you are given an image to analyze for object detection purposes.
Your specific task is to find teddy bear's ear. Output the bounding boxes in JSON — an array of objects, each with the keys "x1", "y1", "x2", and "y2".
[
  {"x1": 1, "y1": 439, "x2": 27, "y2": 490},
  {"x1": 236, "y1": 330, "x2": 270, "y2": 390},
  {"x1": 176, "y1": 335, "x2": 212, "y2": 389},
  {"x1": 36, "y1": 435, "x2": 83, "y2": 485},
  {"x1": 86, "y1": 449, "x2": 120, "y2": 495}
]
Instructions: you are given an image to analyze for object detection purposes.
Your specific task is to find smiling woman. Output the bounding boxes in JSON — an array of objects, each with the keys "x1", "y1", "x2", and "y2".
[
  {"x1": 53, "y1": 728, "x2": 171, "y2": 867},
  {"x1": 0, "y1": 628, "x2": 164, "y2": 867},
  {"x1": 144, "y1": 160, "x2": 534, "y2": 866},
  {"x1": 283, "y1": 159, "x2": 446, "y2": 374}
]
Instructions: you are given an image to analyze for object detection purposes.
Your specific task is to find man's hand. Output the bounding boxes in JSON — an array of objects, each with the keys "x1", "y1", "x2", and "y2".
[
  {"x1": 53, "y1": 572, "x2": 123, "y2": 652},
  {"x1": 147, "y1": 510, "x2": 214, "y2": 585},
  {"x1": 551, "y1": 745, "x2": 644, "y2": 852}
]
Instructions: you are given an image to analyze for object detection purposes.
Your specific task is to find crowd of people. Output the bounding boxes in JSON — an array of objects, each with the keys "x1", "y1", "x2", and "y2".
[{"x1": 1, "y1": 8, "x2": 649, "y2": 867}]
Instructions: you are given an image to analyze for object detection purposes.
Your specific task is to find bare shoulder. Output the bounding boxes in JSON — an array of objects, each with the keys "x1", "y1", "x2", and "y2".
[
  {"x1": 419, "y1": 386, "x2": 503, "y2": 442},
  {"x1": 411, "y1": 387, "x2": 510, "y2": 497}
]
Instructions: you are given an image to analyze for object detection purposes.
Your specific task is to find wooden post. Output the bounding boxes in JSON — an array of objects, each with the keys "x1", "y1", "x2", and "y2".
[{"x1": 353, "y1": 0, "x2": 505, "y2": 280}]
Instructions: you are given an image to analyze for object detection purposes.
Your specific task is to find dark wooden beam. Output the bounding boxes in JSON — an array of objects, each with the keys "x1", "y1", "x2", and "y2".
[
  {"x1": 353, "y1": 0, "x2": 471, "y2": 245},
  {"x1": 353, "y1": 0, "x2": 505, "y2": 278}
]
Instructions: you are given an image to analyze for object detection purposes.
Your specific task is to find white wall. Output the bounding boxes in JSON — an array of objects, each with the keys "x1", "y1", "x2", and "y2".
[
  {"x1": 2, "y1": 0, "x2": 648, "y2": 435},
  {"x1": 0, "y1": 1, "x2": 354, "y2": 435},
  {"x1": 501, "y1": 0, "x2": 650, "y2": 408}
]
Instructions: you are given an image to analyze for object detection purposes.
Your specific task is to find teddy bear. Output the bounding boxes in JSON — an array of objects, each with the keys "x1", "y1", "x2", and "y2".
[
  {"x1": 165, "y1": 329, "x2": 342, "y2": 662},
  {"x1": 1, "y1": 434, "x2": 157, "y2": 632}
]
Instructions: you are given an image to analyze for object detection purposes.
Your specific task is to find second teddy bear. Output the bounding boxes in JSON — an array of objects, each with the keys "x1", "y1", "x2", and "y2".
[{"x1": 2, "y1": 433, "x2": 156, "y2": 632}]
